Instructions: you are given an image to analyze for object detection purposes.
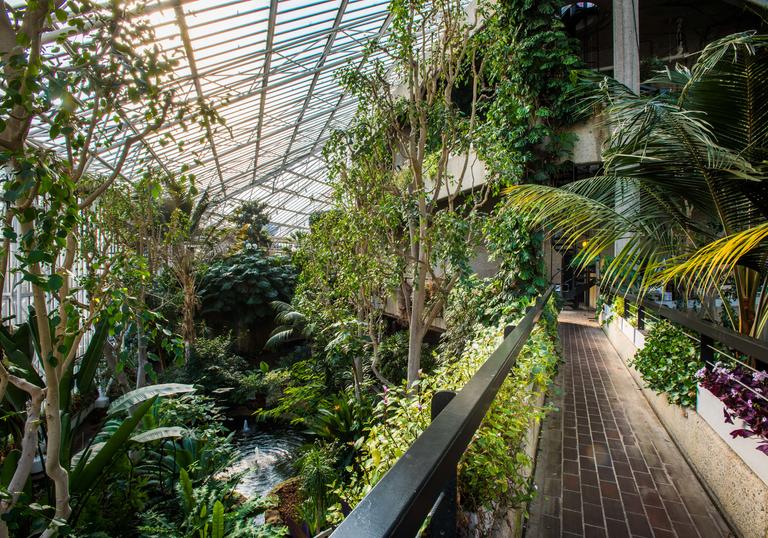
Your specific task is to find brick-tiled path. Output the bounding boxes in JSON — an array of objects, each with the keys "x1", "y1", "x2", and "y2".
[{"x1": 525, "y1": 310, "x2": 733, "y2": 538}]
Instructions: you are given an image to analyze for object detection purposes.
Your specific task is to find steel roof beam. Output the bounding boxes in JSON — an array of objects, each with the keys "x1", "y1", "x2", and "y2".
[
  {"x1": 309, "y1": 12, "x2": 394, "y2": 156},
  {"x1": 250, "y1": 0, "x2": 279, "y2": 181},
  {"x1": 173, "y1": 0, "x2": 228, "y2": 194},
  {"x1": 281, "y1": 0, "x2": 350, "y2": 172}
]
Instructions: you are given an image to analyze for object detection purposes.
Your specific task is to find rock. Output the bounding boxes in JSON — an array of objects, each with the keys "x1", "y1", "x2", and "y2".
[
  {"x1": 264, "y1": 509, "x2": 282, "y2": 526},
  {"x1": 269, "y1": 476, "x2": 304, "y2": 527}
]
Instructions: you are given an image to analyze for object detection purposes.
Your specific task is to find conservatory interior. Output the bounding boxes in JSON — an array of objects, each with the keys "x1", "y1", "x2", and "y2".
[{"x1": 0, "y1": 0, "x2": 767, "y2": 537}]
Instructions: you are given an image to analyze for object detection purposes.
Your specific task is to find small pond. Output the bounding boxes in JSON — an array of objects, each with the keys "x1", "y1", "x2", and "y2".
[{"x1": 228, "y1": 424, "x2": 304, "y2": 500}]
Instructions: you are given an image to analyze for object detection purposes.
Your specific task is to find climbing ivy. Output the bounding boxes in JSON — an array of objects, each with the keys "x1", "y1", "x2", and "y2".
[{"x1": 475, "y1": 0, "x2": 582, "y2": 185}]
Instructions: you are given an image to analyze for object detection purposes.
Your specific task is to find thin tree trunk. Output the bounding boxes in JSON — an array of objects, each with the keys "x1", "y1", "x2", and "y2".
[
  {"x1": 0, "y1": 380, "x2": 44, "y2": 537},
  {"x1": 104, "y1": 338, "x2": 131, "y2": 394},
  {"x1": 136, "y1": 313, "x2": 148, "y2": 388},
  {"x1": 42, "y1": 383, "x2": 71, "y2": 529},
  {"x1": 407, "y1": 258, "x2": 428, "y2": 387},
  {"x1": 180, "y1": 260, "x2": 196, "y2": 365},
  {"x1": 352, "y1": 357, "x2": 362, "y2": 401}
]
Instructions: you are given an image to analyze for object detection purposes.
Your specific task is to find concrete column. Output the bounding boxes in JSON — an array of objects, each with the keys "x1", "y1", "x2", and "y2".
[
  {"x1": 612, "y1": 0, "x2": 640, "y2": 93},
  {"x1": 612, "y1": 0, "x2": 640, "y2": 257}
]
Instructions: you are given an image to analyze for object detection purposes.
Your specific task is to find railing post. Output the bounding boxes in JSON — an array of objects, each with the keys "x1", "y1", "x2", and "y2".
[
  {"x1": 622, "y1": 298, "x2": 628, "y2": 319},
  {"x1": 429, "y1": 390, "x2": 457, "y2": 537},
  {"x1": 700, "y1": 333, "x2": 714, "y2": 365},
  {"x1": 637, "y1": 305, "x2": 645, "y2": 331}
]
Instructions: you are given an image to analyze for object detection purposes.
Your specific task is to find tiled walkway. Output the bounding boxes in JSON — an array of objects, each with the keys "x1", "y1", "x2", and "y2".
[{"x1": 525, "y1": 310, "x2": 733, "y2": 538}]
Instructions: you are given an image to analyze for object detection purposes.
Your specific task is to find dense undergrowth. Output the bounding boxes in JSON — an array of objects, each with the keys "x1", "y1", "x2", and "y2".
[{"x1": 338, "y1": 295, "x2": 560, "y2": 528}]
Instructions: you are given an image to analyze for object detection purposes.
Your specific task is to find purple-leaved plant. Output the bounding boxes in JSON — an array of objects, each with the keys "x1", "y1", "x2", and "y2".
[{"x1": 697, "y1": 363, "x2": 768, "y2": 455}]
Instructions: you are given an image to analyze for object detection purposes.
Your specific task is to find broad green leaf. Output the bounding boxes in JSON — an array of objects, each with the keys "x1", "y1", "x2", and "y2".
[
  {"x1": 75, "y1": 319, "x2": 109, "y2": 395},
  {"x1": 212, "y1": 500, "x2": 224, "y2": 538},
  {"x1": 71, "y1": 397, "x2": 157, "y2": 494},
  {"x1": 107, "y1": 383, "x2": 194, "y2": 416},
  {"x1": 130, "y1": 426, "x2": 189, "y2": 443}
]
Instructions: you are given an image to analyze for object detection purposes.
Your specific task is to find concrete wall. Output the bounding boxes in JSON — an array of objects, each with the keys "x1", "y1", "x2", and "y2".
[
  {"x1": 601, "y1": 310, "x2": 768, "y2": 538},
  {"x1": 566, "y1": 116, "x2": 605, "y2": 165}
]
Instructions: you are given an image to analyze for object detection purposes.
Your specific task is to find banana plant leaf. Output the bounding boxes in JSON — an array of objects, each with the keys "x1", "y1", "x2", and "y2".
[
  {"x1": 130, "y1": 426, "x2": 189, "y2": 443},
  {"x1": 75, "y1": 319, "x2": 109, "y2": 396},
  {"x1": 107, "y1": 383, "x2": 195, "y2": 416},
  {"x1": 70, "y1": 396, "x2": 157, "y2": 494},
  {"x1": 0, "y1": 322, "x2": 42, "y2": 387}
]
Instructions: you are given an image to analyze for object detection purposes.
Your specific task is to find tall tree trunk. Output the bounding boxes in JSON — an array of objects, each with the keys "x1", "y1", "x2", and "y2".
[
  {"x1": 182, "y1": 271, "x2": 196, "y2": 364},
  {"x1": 42, "y1": 383, "x2": 71, "y2": 530},
  {"x1": 136, "y1": 313, "x2": 148, "y2": 388},
  {"x1": 407, "y1": 253, "x2": 428, "y2": 387}
]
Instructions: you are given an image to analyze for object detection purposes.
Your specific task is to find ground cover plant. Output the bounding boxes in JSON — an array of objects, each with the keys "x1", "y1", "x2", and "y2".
[{"x1": 697, "y1": 364, "x2": 768, "y2": 455}]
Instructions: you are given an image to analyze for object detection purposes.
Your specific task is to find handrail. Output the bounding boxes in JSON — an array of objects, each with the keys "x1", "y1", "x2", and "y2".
[
  {"x1": 331, "y1": 285, "x2": 555, "y2": 538},
  {"x1": 606, "y1": 290, "x2": 768, "y2": 367}
]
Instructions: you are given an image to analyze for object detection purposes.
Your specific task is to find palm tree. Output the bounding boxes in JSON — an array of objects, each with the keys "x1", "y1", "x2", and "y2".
[
  {"x1": 160, "y1": 180, "x2": 218, "y2": 364},
  {"x1": 505, "y1": 32, "x2": 768, "y2": 337},
  {"x1": 264, "y1": 300, "x2": 315, "y2": 349}
]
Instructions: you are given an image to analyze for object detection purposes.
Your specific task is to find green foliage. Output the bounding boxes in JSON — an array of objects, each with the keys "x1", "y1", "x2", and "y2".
[
  {"x1": 630, "y1": 320, "x2": 700, "y2": 408},
  {"x1": 483, "y1": 206, "x2": 547, "y2": 297},
  {"x1": 255, "y1": 359, "x2": 328, "y2": 425},
  {"x1": 376, "y1": 331, "x2": 434, "y2": 385},
  {"x1": 192, "y1": 335, "x2": 250, "y2": 401},
  {"x1": 339, "y1": 295, "x2": 560, "y2": 525},
  {"x1": 74, "y1": 393, "x2": 249, "y2": 537},
  {"x1": 230, "y1": 200, "x2": 272, "y2": 250},
  {"x1": 613, "y1": 296, "x2": 625, "y2": 318},
  {"x1": 475, "y1": 0, "x2": 581, "y2": 184},
  {"x1": 504, "y1": 33, "x2": 768, "y2": 337},
  {"x1": 138, "y1": 479, "x2": 282, "y2": 537},
  {"x1": 298, "y1": 443, "x2": 339, "y2": 534},
  {"x1": 265, "y1": 301, "x2": 315, "y2": 350},
  {"x1": 304, "y1": 393, "x2": 373, "y2": 470},
  {"x1": 198, "y1": 247, "x2": 296, "y2": 325},
  {"x1": 164, "y1": 334, "x2": 285, "y2": 406}
]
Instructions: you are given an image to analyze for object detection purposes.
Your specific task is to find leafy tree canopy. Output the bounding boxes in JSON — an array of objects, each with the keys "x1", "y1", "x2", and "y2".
[{"x1": 198, "y1": 247, "x2": 296, "y2": 325}]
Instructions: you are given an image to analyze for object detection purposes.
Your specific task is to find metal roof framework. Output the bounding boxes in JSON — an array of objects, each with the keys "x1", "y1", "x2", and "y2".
[{"x1": 27, "y1": 0, "x2": 399, "y2": 238}]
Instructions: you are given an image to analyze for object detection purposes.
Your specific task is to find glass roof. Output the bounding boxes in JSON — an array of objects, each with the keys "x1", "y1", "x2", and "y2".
[{"x1": 30, "y1": 0, "x2": 396, "y2": 237}]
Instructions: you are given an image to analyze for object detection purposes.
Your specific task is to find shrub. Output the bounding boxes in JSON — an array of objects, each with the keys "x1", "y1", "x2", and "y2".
[
  {"x1": 630, "y1": 320, "x2": 699, "y2": 408},
  {"x1": 298, "y1": 443, "x2": 340, "y2": 534},
  {"x1": 338, "y1": 297, "x2": 560, "y2": 527},
  {"x1": 198, "y1": 247, "x2": 296, "y2": 325},
  {"x1": 613, "y1": 296, "x2": 625, "y2": 318},
  {"x1": 166, "y1": 334, "x2": 263, "y2": 406},
  {"x1": 256, "y1": 359, "x2": 328, "y2": 424}
]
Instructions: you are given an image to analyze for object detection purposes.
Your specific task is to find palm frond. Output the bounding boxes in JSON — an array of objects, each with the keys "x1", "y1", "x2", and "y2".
[
  {"x1": 653, "y1": 223, "x2": 768, "y2": 295},
  {"x1": 264, "y1": 328, "x2": 298, "y2": 350}
]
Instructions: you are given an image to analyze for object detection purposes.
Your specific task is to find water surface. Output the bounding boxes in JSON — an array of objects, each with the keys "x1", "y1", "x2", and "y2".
[{"x1": 229, "y1": 427, "x2": 304, "y2": 500}]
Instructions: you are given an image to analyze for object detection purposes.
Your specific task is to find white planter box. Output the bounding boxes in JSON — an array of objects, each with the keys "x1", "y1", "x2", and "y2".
[{"x1": 697, "y1": 385, "x2": 768, "y2": 485}]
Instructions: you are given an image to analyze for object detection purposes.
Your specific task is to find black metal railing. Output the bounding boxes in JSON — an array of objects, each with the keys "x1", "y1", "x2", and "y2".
[
  {"x1": 605, "y1": 291, "x2": 768, "y2": 367},
  {"x1": 331, "y1": 285, "x2": 555, "y2": 538}
]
